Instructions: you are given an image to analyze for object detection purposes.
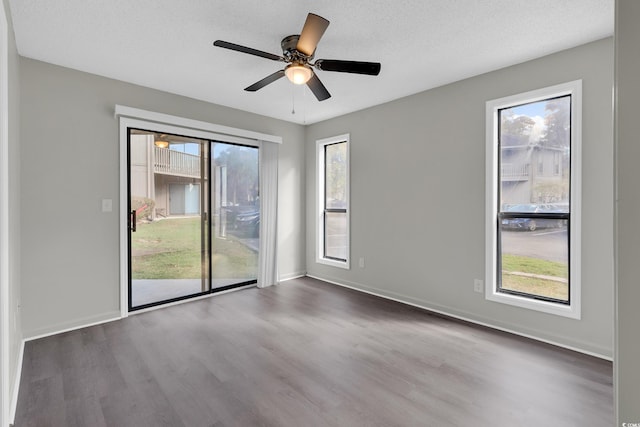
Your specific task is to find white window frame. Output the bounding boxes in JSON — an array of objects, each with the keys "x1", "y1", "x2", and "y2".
[
  {"x1": 485, "y1": 80, "x2": 582, "y2": 319},
  {"x1": 316, "y1": 134, "x2": 350, "y2": 269}
]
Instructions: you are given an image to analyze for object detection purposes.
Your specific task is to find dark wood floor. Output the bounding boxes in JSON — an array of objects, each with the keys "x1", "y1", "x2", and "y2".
[{"x1": 14, "y1": 277, "x2": 613, "y2": 426}]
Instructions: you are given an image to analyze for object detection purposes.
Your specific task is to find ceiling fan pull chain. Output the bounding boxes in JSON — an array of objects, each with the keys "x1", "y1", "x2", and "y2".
[{"x1": 291, "y1": 85, "x2": 296, "y2": 115}]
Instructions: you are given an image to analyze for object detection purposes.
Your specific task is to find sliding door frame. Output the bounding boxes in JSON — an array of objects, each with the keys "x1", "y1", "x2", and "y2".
[
  {"x1": 117, "y1": 107, "x2": 281, "y2": 318},
  {"x1": 127, "y1": 127, "x2": 213, "y2": 312}
]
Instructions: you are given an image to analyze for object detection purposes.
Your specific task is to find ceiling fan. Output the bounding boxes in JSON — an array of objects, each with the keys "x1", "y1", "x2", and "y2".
[{"x1": 213, "y1": 13, "x2": 381, "y2": 101}]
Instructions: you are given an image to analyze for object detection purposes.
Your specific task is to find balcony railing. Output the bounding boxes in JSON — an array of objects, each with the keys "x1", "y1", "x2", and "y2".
[
  {"x1": 501, "y1": 163, "x2": 529, "y2": 181},
  {"x1": 154, "y1": 147, "x2": 201, "y2": 178}
]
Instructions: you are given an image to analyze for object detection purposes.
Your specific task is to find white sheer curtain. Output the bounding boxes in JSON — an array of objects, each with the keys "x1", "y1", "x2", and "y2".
[{"x1": 257, "y1": 141, "x2": 278, "y2": 288}]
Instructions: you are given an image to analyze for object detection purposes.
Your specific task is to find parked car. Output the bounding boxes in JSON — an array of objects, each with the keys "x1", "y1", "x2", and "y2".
[
  {"x1": 501, "y1": 203, "x2": 566, "y2": 231},
  {"x1": 234, "y1": 209, "x2": 260, "y2": 237}
]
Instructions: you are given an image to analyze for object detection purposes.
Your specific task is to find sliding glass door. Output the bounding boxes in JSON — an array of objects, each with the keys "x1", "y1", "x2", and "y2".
[
  {"x1": 127, "y1": 129, "x2": 259, "y2": 310},
  {"x1": 211, "y1": 142, "x2": 259, "y2": 288}
]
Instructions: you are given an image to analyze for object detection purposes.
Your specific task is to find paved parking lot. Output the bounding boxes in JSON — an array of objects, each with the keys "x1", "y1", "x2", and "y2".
[{"x1": 501, "y1": 228, "x2": 568, "y2": 263}]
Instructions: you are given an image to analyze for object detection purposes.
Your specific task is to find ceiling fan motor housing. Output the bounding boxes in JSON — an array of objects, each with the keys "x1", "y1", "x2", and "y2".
[{"x1": 281, "y1": 35, "x2": 313, "y2": 61}]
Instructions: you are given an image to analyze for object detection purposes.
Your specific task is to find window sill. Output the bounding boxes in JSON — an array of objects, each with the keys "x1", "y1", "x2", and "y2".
[
  {"x1": 316, "y1": 257, "x2": 350, "y2": 270},
  {"x1": 485, "y1": 287, "x2": 580, "y2": 319}
]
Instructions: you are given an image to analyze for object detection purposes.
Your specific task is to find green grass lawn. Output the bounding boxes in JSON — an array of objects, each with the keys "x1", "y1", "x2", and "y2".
[
  {"x1": 501, "y1": 254, "x2": 568, "y2": 301},
  {"x1": 132, "y1": 217, "x2": 257, "y2": 280}
]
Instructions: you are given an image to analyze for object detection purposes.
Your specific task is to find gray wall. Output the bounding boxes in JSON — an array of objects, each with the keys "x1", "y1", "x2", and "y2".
[
  {"x1": 306, "y1": 38, "x2": 614, "y2": 358},
  {"x1": 19, "y1": 59, "x2": 306, "y2": 337},
  {"x1": 615, "y1": 0, "x2": 640, "y2": 422}
]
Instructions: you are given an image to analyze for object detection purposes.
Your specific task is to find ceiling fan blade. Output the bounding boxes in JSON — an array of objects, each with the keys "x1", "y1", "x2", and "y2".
[
  {"x1": 296, "y1": 13, "x2": 330, "y2": 57},
  {"x1": 213, "y1": 40, "x2": 283, "y2": 61},
  {"x1": 315, "y1": 59, "x2": 381, "y2": 75},
  {"x1": 244, "y1": 70, "x2": 286, "y2": 92},
  {"x1": 306, "y1": 72, "x2": 331, "y2": 101}
]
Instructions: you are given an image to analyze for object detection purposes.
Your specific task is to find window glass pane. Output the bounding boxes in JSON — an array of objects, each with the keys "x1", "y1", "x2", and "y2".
[
  {"x1": 129, "y1": 130, "x2": 209, "y2": 308},
  {"x1": 499, "y1": 220, "x2": 569, "y2": 302},
  {"x1": 499, "y1": 96, "x2": 570, "y2": 213},
  {"x1": 212, "y1": 143, "x2": 259, "y2": 286},
  {"x1": 325, "y1": 211, "x2": 347, "y2": 260},
  {"x1": 325, "y1": 142, "x2": 347, "y2": 209}
]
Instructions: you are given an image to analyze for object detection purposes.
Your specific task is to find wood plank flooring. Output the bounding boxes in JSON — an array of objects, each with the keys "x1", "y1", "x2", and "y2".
[{"x1": 14, "y1": 277, "x2": 613, "y2": 426}]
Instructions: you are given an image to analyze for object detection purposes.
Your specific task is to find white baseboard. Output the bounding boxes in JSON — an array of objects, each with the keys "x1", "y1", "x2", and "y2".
[
  {"x1": 23, "y1": 311, "x2": 122, "y2": 342},
  {"x1": 9, "y1": 339, "x2": 23, "y2": 425},
  {"x1": 278, "y1": 271, "x2": 306, "y2": 282},
  {"x1": 306, "y1": 274, "x2": 612, "y2": 361},
  {"x1": 10, "y1": 273, "x2": 609, "y2": 425}
]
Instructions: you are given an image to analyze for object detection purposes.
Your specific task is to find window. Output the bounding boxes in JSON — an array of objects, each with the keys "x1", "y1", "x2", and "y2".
[
  {"x1": 317, "y1": 134, "x2": 350, "y2": 268},
  {"x1": 485, "y1": 81, "x2": 581, "y2": 319}
]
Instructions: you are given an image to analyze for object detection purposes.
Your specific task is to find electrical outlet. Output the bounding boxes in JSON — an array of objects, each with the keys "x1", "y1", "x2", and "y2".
[
  {"x1": 474, "y1": 279, "x2": 483, "y2": 293},
  {"x1": 359, "y1": 257, "x2": 365, "y2": 268}
]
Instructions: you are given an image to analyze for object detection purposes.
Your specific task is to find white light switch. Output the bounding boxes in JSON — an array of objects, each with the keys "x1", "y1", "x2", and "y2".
[{"x1": 102, "y1": 199, "x2": 113, "y2": 212}]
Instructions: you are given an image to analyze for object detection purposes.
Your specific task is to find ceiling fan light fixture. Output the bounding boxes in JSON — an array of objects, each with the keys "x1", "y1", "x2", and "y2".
[
  {"x1": 285, "y1": 63, "x2": 312, "y2": 85},
  {"x1": 154, "y1": 140, "x2": 169, "y2": 149}
]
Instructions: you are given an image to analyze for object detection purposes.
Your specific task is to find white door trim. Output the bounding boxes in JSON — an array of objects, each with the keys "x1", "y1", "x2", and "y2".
[{"x1": 115, "y1": 105, "x2": 282, "y2": 144}]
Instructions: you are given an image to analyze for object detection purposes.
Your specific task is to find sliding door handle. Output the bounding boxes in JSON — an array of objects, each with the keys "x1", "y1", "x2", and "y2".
[{"x1": 130, "y1": 210, "x2": 137, "y2": 232}]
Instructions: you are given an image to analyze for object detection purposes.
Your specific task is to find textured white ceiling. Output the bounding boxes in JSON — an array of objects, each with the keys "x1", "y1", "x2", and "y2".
[{"x1": 8, "y1": 0, "x2": 613, "y2": 124}]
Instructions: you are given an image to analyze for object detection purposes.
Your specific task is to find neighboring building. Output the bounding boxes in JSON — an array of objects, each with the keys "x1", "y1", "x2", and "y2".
[
  {"x1": 130, "y1": 134, "x2": 205, "y2": 220},
  {"x1": 501, "y1": 143, "x2": 569, "y2": 206}
]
